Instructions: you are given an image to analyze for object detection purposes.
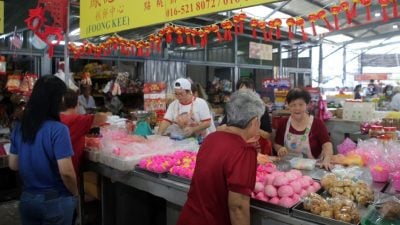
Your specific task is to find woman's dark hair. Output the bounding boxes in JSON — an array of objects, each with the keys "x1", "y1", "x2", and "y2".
[
  {"x1": 236, "y1": 78, "x2": 255, "y2": 90},
  {"x1": 21, "y1": 75, "x2": 67, "y2": 143},
  {"x1": 63, "y1": 89, "x2": 79, "y2": 110},
  {"x1": 286, "y1": 88, "x2": 311, "y2": 104},
  {"x1": 354, "y1": 84, "x2": 362, "y2": 92}
]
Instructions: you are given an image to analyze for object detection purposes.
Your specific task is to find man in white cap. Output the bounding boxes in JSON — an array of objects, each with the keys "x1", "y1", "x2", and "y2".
[{"x1": 158, "y1": 78, "x2": 215, "y2": 138}]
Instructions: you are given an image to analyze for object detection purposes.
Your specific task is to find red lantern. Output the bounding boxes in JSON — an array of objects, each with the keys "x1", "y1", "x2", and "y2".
[
  {"x1": 341, "y1": 1, "x2": 353, "y2": 24},
  {"x1": 129, "y1": 40, "x2": 136, "y2": 56},
  {"x1": 165, "y1": 26, "x2": 174, "y2": 43},
  {"x1": 361, "y1": 0, "x2": 372, "y2": 21},
  {"x1": 352, "y1": 0, "x2": 361, "y2": 17},
  {"x1": 198, "y1": 29, "x2": 206, "y2": 48},
  {"x1": 258, "y1": 20, "x2": 269, "y2": 42},
  {"x1": 233, "y1": 14, "x2": 241, "y2": 35},
  {"x1": 268, "y1": 20, "x2": 275, "y2": 40},
  {"x1": 203, "y1": 25, "x2": 212, "y2": 46},
  {"x1": 274, "y1": 19, "x2": 282, "y2": 40},
  {"x1": 296, "y1": 17, "x2": 308, "y2": 41},
  {"x1": 154, "y1": 36, "x2": 162, "y2": 53},
  {"x1": 221, "y1": 20, "x2": 233, "y2": 41},
  {"x1": 148, "y1": 34, "x2": 156, "y2": 50},
  {"x1": 239, "y1": 12, "x2": 247, "y2": 33},
  {"x1": 250, "y1": 18, "x2": 259, "y2": 39},
  {"x1": 191, "y1": 28, "x2": 198, "y2": 46},
  {"x1": 144, "y1": 41, "x2": 151, "y2": 57},
  {"x1": 211, "y1": 24, "x2": 223, "y2": 42},
  {"x1": 330, "y1": 5, "x2": 342, "y2": 30},
  {"x1": 286, "y1": 18, "x2": 296, "y2": 39},
  {"x1": 393, "y1": 0, "x2": 398, "y2": 17},
  {"x1": 379, "y1": 0, "x2": 390, "y2": 21},
  {"x1": 184, "y1": 27, "x2": 192, "y2": 45},
  {"x1": 308, "y1": 14, "x2": 318, "y2": 36},
  {"x1": 174, "y1": 26, "x2": 184, "y2": 44},
  {"x1": 318, "y1": 10, "x2": 333, "y2": 31},
  {"x1": 136, "y1": 40, "x2": 144, "y2": 56}
]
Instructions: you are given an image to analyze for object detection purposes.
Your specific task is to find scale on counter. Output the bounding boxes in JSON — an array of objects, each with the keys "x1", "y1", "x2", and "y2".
[{"x1": 131, "y1": 111, "x2": 153, "y2": 137}]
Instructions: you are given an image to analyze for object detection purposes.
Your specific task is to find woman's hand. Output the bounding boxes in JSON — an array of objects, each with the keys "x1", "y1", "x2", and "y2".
[
  {"x1": 183, "y1": 127, "x2": 194, "y2": 137},
  {"x1": 277, "y1": 147, "x2": 288, "y2": 158},
  {"x1": 257, "y1": 153, "x2": 270, "y2": 165},
  {"x1": 320, "y1": 157, "x2": 333, "y2": 171}
]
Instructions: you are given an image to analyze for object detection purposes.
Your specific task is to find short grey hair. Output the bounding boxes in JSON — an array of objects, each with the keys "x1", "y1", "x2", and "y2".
[{"x1": 226, "y1": 90, "x2": 265, "y2": 128}]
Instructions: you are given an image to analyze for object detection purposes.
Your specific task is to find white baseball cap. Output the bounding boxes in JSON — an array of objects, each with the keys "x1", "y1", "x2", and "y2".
[{"x1": 174, "y1": 78, "x2": 191, "y2": 90}]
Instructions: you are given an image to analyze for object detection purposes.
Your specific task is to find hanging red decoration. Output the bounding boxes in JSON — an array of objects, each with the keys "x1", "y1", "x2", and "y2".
[
  {"x1": 211, "y1": 24, "x2": 223, "y2": 42},
  {"x1": 191, "y1": 28, "x2": 198, "y2": 46},
  {"x1": 221, "y1": 20, "x2": 233, "y2": 41},
  {"x1": 286, "y1": 18, "x2": 296, "y2": 39},
  {"x1": 130, "y1": 40, "x2": 137, "y2": 56},
  {"x1": 330, "y1": 5, "x2": 342, "y2": 30},
  {"x1": 203, "y1": 25, "x2": 212, "y2": 46},
  {"x1": 136, "y1": 40, "x2": 144, "y2": 56},
  {"x1": 148, "y1": 34, "x2": 156, "y2": 50},
  {"x1": 268, "y1": 20, "x2": 275, "y2": 40},
  {"x1": 165, "y1": 26, "x2": 174, "y2": 43},
  {"x1": 239, "y1": 12, "x2": 247, "y2": 33},
  {"x1": 341, "y1": 1, "x2": 353, "y2": 24},
  {"x1": 250, "y1": 18, "x2": 259, "y2": 39},
  {"x1": 351, "y1": 0, "x2": 361, "y2": 17},
  {"x1": 258, "y1": 20, "x2": 269, "y2": 42},
  {"x1": 184, "y1": 27, "x2": 192, "y2": 45},
  {"x1": 174, "y1": 26, "x2": 184, "y2": 44},
  {"x1": 198, "y1": 29, "x2": 206, "y2": 48},
  {"x1": 318, "y1": 10, "x2": 333, "y2": 31},
  {"x1": 361, "y1": 0, "x2": 372, "y2": 21},
  {"x1": 144, "y1": 41, "x2": 151, "y2": 57},
  {"x1": 25, "y1": 6, "x2": 46, "y2": 31},
  {"x1": 154, "y1": 36, "x2": 162, "y2": 53},
  {"x1": 393, "y1": 0, "x2": 399, "y2": 17},
  {"x1": 233, "y1": 14, "x2": 241, "y2": 35},
  {"x1": 274, "y1": 18, "x2": 282, "y2": 40},
  {"x1": 379, "y1": 0, "x2": 390, "y2": 21},
  {"x1": 308, "y1": 14, "x2": 318, "y2": 36},
  {"x1": 295, "y1": 17, "x2": 308, "y2": 41}
]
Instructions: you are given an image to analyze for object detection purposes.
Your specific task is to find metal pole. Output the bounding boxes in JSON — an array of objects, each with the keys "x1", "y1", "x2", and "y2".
[
  {"x1": 343, "y1": 45, "x2": 346, "y2": 86},
  {"x1": 318, "y1": 43, "x2": 323, "y2": 86},
  {"x1": 64, "y1": 0, "x2": 71, "y2": 86}
]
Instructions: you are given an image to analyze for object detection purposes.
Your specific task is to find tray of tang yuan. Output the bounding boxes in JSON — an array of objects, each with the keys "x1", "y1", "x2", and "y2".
[{"x1": 250, "y1": 164, "x2": 322, "y2": 214}]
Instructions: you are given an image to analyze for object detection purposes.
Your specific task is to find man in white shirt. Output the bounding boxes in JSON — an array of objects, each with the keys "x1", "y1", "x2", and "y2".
[
  {"x1": 78, "y1": 85, "x2": 96, "y2": 114},
  {"x1": 158, "y1": 78, "x2": 215, "y2": 137}
]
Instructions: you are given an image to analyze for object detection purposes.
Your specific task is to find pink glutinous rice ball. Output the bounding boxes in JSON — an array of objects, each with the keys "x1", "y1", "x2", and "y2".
[
  {"x1": 289, "y1": 180, "x2": 302, "y2": 194},
  {"x1": 312, "y1": 182, "x2": 321, "y2": 191},
  {"x1": 303, "y1": 175, "x2": 314, "y2": 185},
  {"x1": 298, "y1": 177, "x2": 310, "y2": 188},
  {"x1": 278, "y1": 185, "x2": 294, "y2": 198},
  {"x1": 289, "y1": 169, "x2": 303, "y2": 179},
  {"x1": 264, "y1": 185, "x2": 278, "y2": 198},
  {"x1": 284, "y1": 171, "x2": 298, "y2": 182},
  {"x1": 254, "y1": 182, "x2": 264, "y2": 193},
  {"x1": 299, "y1": 189, "x2": 308, "y2": 197},
  {"x1": 279, "y1": 196, "x2": 294, "y2": 208},
  {"x1": 273, "y1": 176, "x2": 289, "y2": 187},
  {"x1": 291, "y1": 194, "x2": 300, "y2": 204},
  {"x1": 269, "y1": 197, "x2": 280, "y2": 205},
  {"x1": 265, "y1": 174, "x2": 276, "y2": 185}
]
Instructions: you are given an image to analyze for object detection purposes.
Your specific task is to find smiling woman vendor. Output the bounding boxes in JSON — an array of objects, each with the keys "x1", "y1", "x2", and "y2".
[{"x1": 274, "y1": 88, "x2": 333, "y2": 170}]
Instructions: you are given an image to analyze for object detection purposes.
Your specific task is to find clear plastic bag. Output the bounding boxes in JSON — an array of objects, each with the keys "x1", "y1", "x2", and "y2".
[{"x1": 289, "y1": 157, "x2": 316, "y2": 170}]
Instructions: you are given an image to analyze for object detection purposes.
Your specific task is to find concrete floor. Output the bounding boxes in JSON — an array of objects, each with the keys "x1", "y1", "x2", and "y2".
[{"x1": 0, "y1": 200, "x2": 20, "y2": 225}]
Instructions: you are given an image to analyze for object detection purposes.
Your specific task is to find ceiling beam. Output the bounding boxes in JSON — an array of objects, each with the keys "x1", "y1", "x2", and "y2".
[
  {"x1": 263, "y1": 0, "x2": 292, "y2": 20},
  {"x1": 344, "y1": 30, "x2": 400, "y2": 44}
]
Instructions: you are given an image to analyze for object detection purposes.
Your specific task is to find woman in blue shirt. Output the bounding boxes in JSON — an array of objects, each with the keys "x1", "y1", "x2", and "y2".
[{"x1": 9, "y1": 75, "x2": 78, "y2": 225}]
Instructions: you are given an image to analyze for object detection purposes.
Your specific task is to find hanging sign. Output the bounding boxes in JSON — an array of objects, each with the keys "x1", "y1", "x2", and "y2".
[
  {"x1": 0, "y1": 1, "x2": 4, "y2": 34},
  {"x1": 80, "y1": 0, "x2": 281, "y2": 38}
]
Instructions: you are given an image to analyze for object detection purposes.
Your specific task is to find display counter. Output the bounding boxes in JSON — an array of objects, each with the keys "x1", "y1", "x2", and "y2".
[{"x1": 84, "y1": 161, "x2": 319, "y2": 225}]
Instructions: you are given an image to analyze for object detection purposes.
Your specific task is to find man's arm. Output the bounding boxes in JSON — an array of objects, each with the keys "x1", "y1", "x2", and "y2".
[
  {"x1": 57, "y1": 157, "x2": 78, "y2": 196},
  {"x1": 228, "y1": 191, "x2": 251, "y2": 225},
  {"x1": 158, "y1": 120, "x2": 171, "y2": 135}
]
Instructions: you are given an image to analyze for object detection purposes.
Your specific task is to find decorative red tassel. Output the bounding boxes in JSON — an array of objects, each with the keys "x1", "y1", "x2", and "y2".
[
  {"x1": 250, "y1": 18, "x2": 259, "y2": 39},
  {"x1": 191, "y1": 29, "x2": 197, "y2": 46},
  {"x1": 393, "y1": 0, "x2": 399, "y2": 17},
  {"x1": 361, "y1": 0, "x2": 372, "y2": 21},
  {"x1": 352, "y1": 0, "x2": 361, "y2": 18},
  {"x1": 185, "y1": 27, "x2": 192, "y2": 45},
  {"x1": 268, "y1": 20, "x2": 274, "y2": 40},
  {"x1": 318, "y1": 10, "x2": 333, "y2": 31},
  {"x1": 48, "y1": 46, "x2": 54, "y2": 58},
  {"x1": 239, "y1": 12, "x2": 246, "y2": 33},
  {"x1": 233, "y1": 15, "x2": 240, "y2": 35},
  {"x1": 295, "y1": 18, "x2": 308, "y2": 41},
  {"x1": 379, "y1": 0, "x2": 390, "y2": 21},
  {"x1": 330, "y1": 6, "x2": 342, "y2": 30},
  {"x1": 155, "y1": 36, "x2": 161, "y2": 53},
  {"x1": 341, "y1": 1, "x2": 353, "y2": 24},
  {"x1": 308, "y1": 14, "x2": 318, "y2": 36},
  {"x1": 286, "y1": 18, "x2": 295, "y2": 39},
  {"x1": 212, "y1": 24, "x2": 222, "y2": 42},
  {"x1": 274, "y1": 19, "x2": 282, "y2": 40},
  {"x1": 221, "y1": 20, "x2": 233, "y2": 41},
  {"x1": 166, "y1": 27, "x2": 173, "y2": 43},
  {"x1": 258, "y1": 21, "x2": 268, "y2": 41}
]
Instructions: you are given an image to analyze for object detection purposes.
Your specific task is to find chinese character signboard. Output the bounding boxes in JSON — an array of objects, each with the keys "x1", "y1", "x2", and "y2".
[
  {"x1": 0, "y1": 1, "x2": 4, "y2": 34},
  {"x1": 80, "y1": 0, "x2": 281, "y2": 38}
]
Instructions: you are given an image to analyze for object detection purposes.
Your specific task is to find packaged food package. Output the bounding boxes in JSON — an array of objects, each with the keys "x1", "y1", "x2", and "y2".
[
  {"x1": 289, "y1": 157, "x2": 316, "y2": 170},
  {"x1": 361, "y1": 193, "x2": 400, "y2": 225}
]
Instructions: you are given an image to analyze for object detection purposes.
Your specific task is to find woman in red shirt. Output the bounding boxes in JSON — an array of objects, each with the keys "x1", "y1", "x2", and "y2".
[
  {"x1": 274, "y1": 88, "x2": 333, "y2": 170},
  {"x1": 177, "y1": 90, "x2": 265, "y2": 225}
]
